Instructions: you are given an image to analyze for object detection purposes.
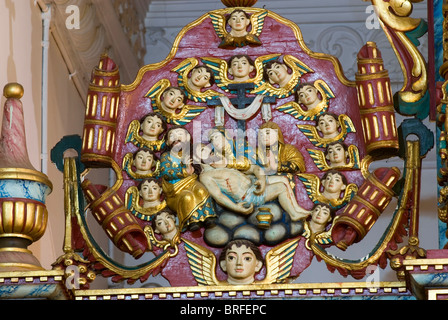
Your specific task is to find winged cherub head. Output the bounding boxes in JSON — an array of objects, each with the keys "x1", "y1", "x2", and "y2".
[
  {"x1": 187, "y1": 65, "x2": 215, "y2": 92},
  {"x1": 160, "y1": 87, "x2": 187, "y2": 114},
  {"x1": 227, "y1": 9, "x2": 251, "y2": 37},
  {"x1": 321, "y1": 170, "x2": 347, "y2": 200},
  {"x1": 296, "y1": 83, "x2": 322, "y2": 111},
  {"x1": 139, "y1": 112, "x2": 167, "y2": 141},
  {"x1": 133, "y1": 147, "x2": 156, "y2": 175},
  {"x1": 228, "y1": 55, "x2": 255, "y2": 82},
  {"x1": 219, "y1": 239, "x2": 264, "y2": 285},
  {"x1": 325, "y1": 142, "x2": 349, "y2": 167},
  {"x1": 263, "y1": 60, "x2": 293, "y2": 88},
  {"x1": 316, "y1": 112, "x2": 341, "y2": 139},
  {"x1": 151, "y1": 208, "x2": 178, "y2": 241},
  {"x1": 309, "y1": 202, "x2": 334, "y2": 234}
]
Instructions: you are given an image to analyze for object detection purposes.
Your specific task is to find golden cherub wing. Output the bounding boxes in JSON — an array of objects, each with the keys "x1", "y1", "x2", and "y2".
[
  {"x1": 124, "y1": 186, "x2": 140, "y2": 212},
  {"x1": 172, "y1": 58, "x2": 221, "y2": 103},
  {"x1": 251, "y1": 53, "x2": 282, "y2": 86},
  {"x1": 277, "y1": 101, "x2": 327, "y2": 121},
  {"x1": 296, "y1": 124, "x2": 326, "y2": 147},
  {"x1": 338, "y1": 114, "x2": 356, "y2": 136},
  {"x1": 250, "y1": 9, "x2": 268, "y2": 37},
  {"x1": 314, "y1": 79, "x2": 335, "y2": 101},
  {"x1": 283, "y1": 55, "x2": 314, "y2": 79},
  {"x1": 122, "y1": 152, "x2": 134, "y2": 175},
  {"x1": 172, "y1": 57, "x2": 199, "y2": 90},
  {"x1": 168, "y1": 104, "x2": 208, "y2": 126},
  {"x1": 201, "y1": 57, "x2": 231, "y2": 91},
  {"x1": 307, "y1": 148, "x2": 331, "y2": 171},
  {"x1": 296, "y1": 173, "x2": 324, "y2": 204},
  {"x1": 209, "y1": 12, "x2": 228, "y2": 39},
  {"x1": 144, "y1": 78, "x2": 171, "y2": 107},
  {"x1": 347, "y1": 144, "x2": 361, "y2": 169},
  {"x1": 260, "y1": 238, "x2": 300, "y2": 284},
  {"x1": 339, "y1": 183, "x2": 358, "y2": 206},
  {"x1": 183, "y1": 238, "x2": 225, "y2": 286},
  {"x1": 124, "y1": 119, "x2": 141, "y2": 145}
]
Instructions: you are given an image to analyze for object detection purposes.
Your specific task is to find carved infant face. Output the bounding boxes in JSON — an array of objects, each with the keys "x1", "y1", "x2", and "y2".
[
  {"x1": 228, "y1": 11, "x2": 250, "y2": 32},
  {"x1": 321, "y1": 172, "x2": 346, "y2": 193},
  {"x1": 310, "y1": 205, "x2": 332, "y2": 226},
  {"x1": 154, "y1": 211, "x2": 177, "y2": 235},
  {"x1": 220, "y1": 244, "x2": 263, "y2": 285},
  {"x1": 189, "y1": 67, "x2": 212, "y2": 89},
  {"x1": 297, "y1": 85, "x2": 320, "y2": 106},
  {"x1": 326, "y1": 143, "x2": 347, "y2": 165},
  {"x1": 134, "y1": 150, "x2": 154, "y2": 172},
  {"x1": 161, "y1": 88, "x2": 185, "y2": 111},
  {"x1": 317, "y1": 114, "x2": 339, "y2": 136},
  {"x1": 141, "y1": 115, "x2": 164, "y2": 137},
  {"x1": 139, "y1": 180, "x2": 162, "y2": 202},
  {"x1": 266, "y1": 62, "x2": 289, "y2": 85},
  {"x1": 228, "y1": 56, "x2": 254, "y2": 80}
]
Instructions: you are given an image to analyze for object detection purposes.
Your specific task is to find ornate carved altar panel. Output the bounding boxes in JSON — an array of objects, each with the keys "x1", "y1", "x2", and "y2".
[{"x1": 3, "y1": 0, "x2": 440, "y2": 302}]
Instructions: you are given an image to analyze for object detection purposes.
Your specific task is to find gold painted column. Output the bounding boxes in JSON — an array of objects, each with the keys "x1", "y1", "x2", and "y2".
[{"x1": 0, "y1": 83, "x2": 53, "y2": 271}]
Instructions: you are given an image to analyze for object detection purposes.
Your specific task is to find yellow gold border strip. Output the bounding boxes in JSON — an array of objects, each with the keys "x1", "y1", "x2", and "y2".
[
  {"x1": 83, "y1": 119, "x2": 117, "y2": 128},
  {"x1": 73, "y1": 281, "x2": 408, "y2": 300},
  {"x1": 359, "y1": 106, "x2": 395, "y2": 114},
  {"x1": 0, "y1": 168, "x2": 53, "y2": 190},
  {"x1": 0, "y1": 269, "x2": 65, "y2": 279}
]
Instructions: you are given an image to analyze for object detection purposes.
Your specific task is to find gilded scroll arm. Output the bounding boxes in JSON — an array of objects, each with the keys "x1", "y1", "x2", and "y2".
[{"x1": 369, "y1": 0, "x2": 428, "y2": 119}]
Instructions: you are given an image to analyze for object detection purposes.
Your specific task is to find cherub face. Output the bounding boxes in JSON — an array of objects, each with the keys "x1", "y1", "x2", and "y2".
[
  {"x1": 139, "y1": 180, "x2": 162, "y2": 202},
  {"x1": 326, "y1": 143, "x2": 347, "y2": 165},
  {"x1": 258, "y1": 127, "x2": 279, "y2": 147},
  {"x1": 141, "y1": 115, "x2": 164, "y2": 137},
  {"x1": 228, "y1": 11, "x2": 250, "y2": 32},
  {"x1": 167, "y1": 128, "x2": 190, "y2": 147},
  {"x1": 311, "y1": 205, "x2": 332, "y2": 226},
  {"x1": 220, "y1": 244, "x2": 263, "y2": 284},
  {"x1": 134, "y1": 150, "x2": 154, "y2": 172},
  {"x1": 266, "y1": 62, "x2": 289, "y2": 85},
  {"x1": 321, "y1": 172, "x2": 346, "y2": 193},
  {"x1": 189, "y1": 67, "x2": 212, "y2": 89},
  {"x1": 297, "y1": 85, "x2": 320, "y2": 106},
  {"x1": 161, "y1": 88, "x2": 184, "y2": 111},
  {"x1": 229, "y1": 57, "x2": 254, "y2": 80},
  {"x1": 154, "y1": 211, "x2": 177, "y2": 235},
  {"x1": 317, "y1": 114, "x2": 339, "y2": 136}
]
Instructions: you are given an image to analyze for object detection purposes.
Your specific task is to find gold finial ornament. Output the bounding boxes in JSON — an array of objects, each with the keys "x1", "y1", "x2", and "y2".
[
  {"x1": 221, "y1": 0, "x2": 258, "y2": 7},
  {"x1": 3, "y1": 82, "x2": 24, "y2": 99}
]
